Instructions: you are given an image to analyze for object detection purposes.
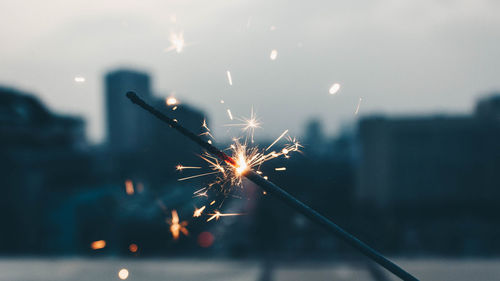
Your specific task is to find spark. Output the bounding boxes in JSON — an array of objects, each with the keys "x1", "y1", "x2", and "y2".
[
  {"x1": 270, "y1": 49, "x2": 278, "y2": 60},
  {"x1": 172, "y1": 106, "x2": 178, "y2": 111},
  {"x1": 165, "y1": 31, "x2": 185, "y2": 53},
  {"x1": 275, "y1": 167, "x2": 286, "y2": 171},
  {"x1": 176, "y1": 165, "x2": 201, "y2": 171},
  {"x1": 167, "y1": 210, "x2": 188, "y2": 240},
  {"x1": 74, "y1": 76, "x2": 85, "y2": 83},
  {"x1": 227, "y1": 109, "x2": 233, "y2": 120},
  {"x1": 90, "y1": 240, "x2": 106, "y2": 250},
  {"x1": 355, "y1": 97, "x2": 362, "y2": 115},
  {"x1": 266, "y1": 129, "x2": 288, "y2": 151},
  {"x1": 226, "y1": 70, "x2": 233, "y2": 85},
  {"x1": 194, "y1": 187, "x2": 208, "y2": 197},
  {"x1": 220, "y1": 100, "x2": 225, "y2": 104},
  {"x1": 329, "y1": 83, "x2": 341, "y2": 95},
  {"x1": 118, "y1": 269, "x2": 129, "y2": 280},
  {"x1": 178, "y1": 171, "x2": 220, "y2": 181},
  {"x1": 166, "y1": 97, "x2": 178, "y2": 106},
  {"x1": 207, "y1": 211, "x2": 244, "y2": 222},
  {"x1": 225, "y1": 108, "x2": 261, "y2": 142},
  {"x1": 210, "y1": 200, "x2": 216, "y2": 205},
  {"x1": 193, "y1": 206, "x2": 206, "y2": 217},
  {"x1": 125, "y1": 180, "x2": 134, "y2": 195}
]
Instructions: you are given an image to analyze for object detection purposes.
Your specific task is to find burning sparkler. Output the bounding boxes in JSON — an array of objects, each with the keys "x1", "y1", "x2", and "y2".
[
  {"x1": 167, "y1": 210, "x2": 188, "y2": 240},
  {"x1": 126, "y1": 92, "x2": 419, "y2": 281}
]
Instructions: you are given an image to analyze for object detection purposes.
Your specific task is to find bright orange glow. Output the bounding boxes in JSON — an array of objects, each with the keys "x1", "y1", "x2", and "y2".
[
  {"x1": 118, "y1": 268, "x2": 129, "y2": 280},
  {"x1": 129, "y1": 243, "x2": 138, "y2": 253},
  {"x1": 166, "y1": 97, "x2": 178, "y2": 106},
  {"x1": 125, "y1": 180, "x2": 134, "y2": 195},
  {"x1": 90, "y1": 240, "x2": 106, "y2": 250},
  {"x1": 167, "y1": 210, "x2": 188, "y2": 240},
  {"x1": 193, "y1": 206, "x2": 206, "y2": 217}
]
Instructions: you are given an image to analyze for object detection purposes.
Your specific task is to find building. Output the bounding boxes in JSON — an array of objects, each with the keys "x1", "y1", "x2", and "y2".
[
  {"x1": 357, "y1": 95, "x2": 500, "y2": 211},
  {"x1": 0, "y1": 86, "x2": 90, "y2": 254},
  {"x1": 105, "y1": 69, "x2": 152, "y2": 152}
]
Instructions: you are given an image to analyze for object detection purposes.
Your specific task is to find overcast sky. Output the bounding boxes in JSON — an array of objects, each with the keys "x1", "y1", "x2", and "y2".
[{"x1": 1, "y1": 0, "x2": 499, "y2": 142}]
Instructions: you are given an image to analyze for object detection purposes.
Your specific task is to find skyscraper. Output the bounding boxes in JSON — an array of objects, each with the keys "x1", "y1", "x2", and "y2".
[{"x1": 105, "y1": 69, "x2": 152, "y2": 151}]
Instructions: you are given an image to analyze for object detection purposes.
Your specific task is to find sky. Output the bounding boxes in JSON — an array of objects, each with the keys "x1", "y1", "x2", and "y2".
[{"x1": 1, "y1": 0, "x2": 500, "y2": 143}]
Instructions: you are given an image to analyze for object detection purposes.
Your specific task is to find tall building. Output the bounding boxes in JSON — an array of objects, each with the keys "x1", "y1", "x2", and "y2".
[
  {"x1": 105, "y1": 69, "x2": 152, "y2": 151},
  {"x1": 357, "y1": 95, "x2": 500, "y2": 211}
]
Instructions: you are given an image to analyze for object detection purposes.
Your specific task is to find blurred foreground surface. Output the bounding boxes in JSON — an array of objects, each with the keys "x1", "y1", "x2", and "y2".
[{"x1": 1, "y1": 258, "x2": 499, "y2": 281}]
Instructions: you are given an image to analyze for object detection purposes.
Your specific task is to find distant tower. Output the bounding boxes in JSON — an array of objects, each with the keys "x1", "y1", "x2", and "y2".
[{"x1": 105, "y1": 69, "x2": 152, "y2": 151}]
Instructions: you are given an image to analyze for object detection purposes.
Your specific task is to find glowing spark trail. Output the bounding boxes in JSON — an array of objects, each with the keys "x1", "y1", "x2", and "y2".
[
  {"x1": 167, "y1": 210, "x2": 188, "y2": 240},
  {"x1": 329, "y1": 83, "x2": 341, "y2": 95},
  {"x1": 226, "y1": 71, "x2": 233, "y2": 85},
  {"x1": 266, "y1": 129, "x2": 288, "y2": 151},
  {"x1": 126, "y1": 92, "x2": 419, "y2": 281},
  {"x1": 355, "y1": 97, "x2": 362, "y2": 115},
  {"x1": 207, "y1": 211, "x2": 243, "y2": 222},
  {"x1": 275, "y1": 167, "x2": 286, "y2": 171},
  {"x1": 193, "y1": 206, "x2": 206, "y2": 217},
  {"x1": 227, "y1": 109, "x2": 234, "y2": 120},
  {"x1": 176, "y1": 165, "x2": 201, "y2": 171}
]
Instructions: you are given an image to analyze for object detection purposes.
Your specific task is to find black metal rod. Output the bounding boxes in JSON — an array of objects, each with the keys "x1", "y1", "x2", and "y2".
[{"x1": 126, "y1": 91, "x2": 419, "y2": 281}]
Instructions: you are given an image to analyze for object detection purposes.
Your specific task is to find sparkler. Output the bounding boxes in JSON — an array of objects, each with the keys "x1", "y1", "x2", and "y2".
[{"x1": 126, "y1": 92, "x2": 419, "y2": 281}]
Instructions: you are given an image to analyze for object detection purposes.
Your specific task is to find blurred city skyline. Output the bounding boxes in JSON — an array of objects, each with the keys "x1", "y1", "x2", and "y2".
[{"x1": 2, "y1": 0, "x2": 500, "y2": 143}]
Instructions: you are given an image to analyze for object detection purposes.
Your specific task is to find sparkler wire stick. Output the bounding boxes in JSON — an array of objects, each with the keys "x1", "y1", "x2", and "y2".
[{"x1": 125, "y1": 91, "x2": 419, "y2": 281}]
